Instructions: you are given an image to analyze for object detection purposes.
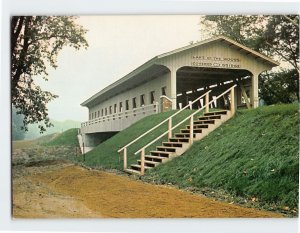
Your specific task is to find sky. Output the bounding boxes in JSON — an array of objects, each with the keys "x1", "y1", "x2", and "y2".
[{"x1": 36, "y1": 15, "x2": 202, "y2": 122}]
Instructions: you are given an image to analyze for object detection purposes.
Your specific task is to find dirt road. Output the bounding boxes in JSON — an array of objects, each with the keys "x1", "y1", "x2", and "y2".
[{"x1": 12, "y1": 162, "x2": 282, "y2": 218}]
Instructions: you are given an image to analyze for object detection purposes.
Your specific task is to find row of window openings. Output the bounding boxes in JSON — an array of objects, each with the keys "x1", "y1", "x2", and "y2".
[{"x1": 89, "y1": 87, "x2": 166, "y2": 120}]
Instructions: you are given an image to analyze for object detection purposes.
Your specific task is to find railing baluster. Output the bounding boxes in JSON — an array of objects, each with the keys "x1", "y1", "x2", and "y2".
[
  {"x1": 140, "y1": 148, "x2": 145, "y2": 175},
  {"x1": 189, "y1": 115, "x2": 194, "y2": 145},
  {"x1": 123, "y1": 147, "x2": 127, "y2": 170},
  {"x1": 205, "y1": 92, "x2": 209, "y2": 113},
  {"x1": 168, "y1": 118, "x2": 172, "y2": 139},
  {"x1": 230, "y1": 86, "x2": 235, "y2": 115}
]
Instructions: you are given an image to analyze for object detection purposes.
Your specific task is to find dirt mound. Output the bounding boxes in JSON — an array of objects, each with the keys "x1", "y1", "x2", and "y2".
[{"x1": 13, "y1": 164, "x2": 282, "y2": 218}]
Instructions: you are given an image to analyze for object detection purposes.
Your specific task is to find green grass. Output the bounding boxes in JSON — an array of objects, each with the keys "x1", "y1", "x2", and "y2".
[
  {"x1": 143, "y1": 104, "x2": 299, "y2": 209},
  {"x1": 77, "y1": 110, "x2": 201, "y2": 170},
  {"x1": 75, "y1": 104, "x2": 298, "y2": 209},
  {"x1": 44, "y1": 128, "x2": 79, "y2": 146}
]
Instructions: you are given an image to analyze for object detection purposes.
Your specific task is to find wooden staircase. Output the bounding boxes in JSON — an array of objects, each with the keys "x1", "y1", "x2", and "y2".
[{"x1": 125, "y1": 110, "x2": 232, "y2": 175}]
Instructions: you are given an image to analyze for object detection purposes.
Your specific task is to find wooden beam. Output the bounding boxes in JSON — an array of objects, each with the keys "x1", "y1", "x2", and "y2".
[{"x1": 239, "y1": 82, "x2": 251, "y2": 109}]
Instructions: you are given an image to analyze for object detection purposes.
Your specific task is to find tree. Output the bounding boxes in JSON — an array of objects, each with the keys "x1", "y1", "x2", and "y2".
[
  {"x1": 12, "y1": 107, "x2": 26, "y2": 141},
  {"x1": 11, "y1": 16, "x2": 88, "y2": 132},
  {"x1": 259, "y1": 69, "x2": 299, "y2": 105},
  {"x1": 199, "y1": 15, "x2": 299, "y2": 104}
]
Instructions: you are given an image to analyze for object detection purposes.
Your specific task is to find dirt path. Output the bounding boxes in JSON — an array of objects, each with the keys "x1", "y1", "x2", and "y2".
[{"x1": 13, "y1": 163, "x2": 282, "y2": 218}]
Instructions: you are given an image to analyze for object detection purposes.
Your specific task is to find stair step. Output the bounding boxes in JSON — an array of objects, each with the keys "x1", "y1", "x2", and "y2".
[
  {"x1": 156, "y1": 146, "x2": 177, "y2": 152},
  {"x1": 169, "y1": 137, "x2": 190, "y2": 143},
  {"x1": 150, "y1": 150, "x2": 173, "y2": 157},
  {"x1": 124, "y1": 168, "x2": 141, "y2": 175},
  {"x1": 186, "y1": 123, "x2": 213, "y2": 129},
  {"x1": 131, "y1": 164, "x2": 152, "y2": 171},
  {"x1": 175, "y1": 133, "x2": 196, "y2": 138},
  {"x1": 145, "y1": 155, "x2": 168, "y2": 162},
  {"x1": 138, "y1": 160, "x2": 160, "y2": 167},
  {"x1": 198, "y1": 115, "x2": 223, "y2": 120},
  {"x1": 204, "y1": 110, "x2": 228, "y2": 116},
  {"x1": 181, "y1": 129, "x2": 202, "y2": 134},
  {"x1": 163, "y1": 141, "x2": 186, "y2": 147},
  {"x1": 186, "y1": 120, "x2": 215, "y2": 126},
  {"x1": 190, "y1": 123, "x2": 210, "y2": 128}
]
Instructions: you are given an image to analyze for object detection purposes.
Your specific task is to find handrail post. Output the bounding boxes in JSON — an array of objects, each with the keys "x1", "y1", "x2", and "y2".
[
  {"x1": 230, "y1": 86, "x2": 235, "y2": 115},
  {"x1": 205, "y1": 92, "x2": 209, "y2": 113},
  {"x1": 140, "y1": 148, "x2": 145, "y2": 175},
  {"x1": 189, "y1": 115, "x2": 194, "y2": 145},
  {"x1": 123, "y1": 147, "x2": 127, "y2": 170},
  {"x1": 168, "y1": 118, "x2": 172, "y2": 139}
]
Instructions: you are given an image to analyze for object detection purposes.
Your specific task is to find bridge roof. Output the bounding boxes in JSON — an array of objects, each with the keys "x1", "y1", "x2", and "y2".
[{"x1": 81, "y1": 35, "x2": 279, "y2": 107}]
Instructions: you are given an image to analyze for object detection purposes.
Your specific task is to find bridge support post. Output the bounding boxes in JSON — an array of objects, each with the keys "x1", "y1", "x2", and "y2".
[
  {"x1": 230, "y1": 86, "x2": 235, "y2": 115},
  {"x1": 205, "y1": 92, "x2": 209, "y2": 113},
  {"x1": 170, "y1": 70, "x2": 177, "y2": 110},
  {"x1": 251, "y1": 73, "x2": 259, "y2": 108}
]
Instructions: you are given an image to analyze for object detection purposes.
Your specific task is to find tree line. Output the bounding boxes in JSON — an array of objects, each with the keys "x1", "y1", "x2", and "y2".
[{"x1": 199, "y1": 15, "x2": 299, "y2": 105}]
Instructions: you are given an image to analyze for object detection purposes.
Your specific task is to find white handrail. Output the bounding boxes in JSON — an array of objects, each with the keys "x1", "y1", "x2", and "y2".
[
  {"x1": 117, "y1": 90, "x2": 212, "y2": 153},
  {"x1": 134, "y1": 85, "x2": 236, "y2": 155},
  {"x1": 82, "y1": 103, "x2": 157, "y2": 126},
  {"x1": 160, "y1": 95, "x2": 173, "y2": 102}
]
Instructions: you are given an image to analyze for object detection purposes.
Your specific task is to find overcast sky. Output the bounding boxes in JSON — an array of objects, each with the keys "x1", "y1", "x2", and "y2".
[{"x1": 37, "y1": 15, "x2": 202, "y2": 122}]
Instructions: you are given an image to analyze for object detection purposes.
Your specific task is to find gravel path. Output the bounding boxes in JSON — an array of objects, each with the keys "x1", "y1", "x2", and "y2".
[{"x1": 12, "y1": 162, "x2": 282, "y2": 218}]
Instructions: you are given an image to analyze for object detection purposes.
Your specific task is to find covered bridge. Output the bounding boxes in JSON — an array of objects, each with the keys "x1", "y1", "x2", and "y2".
[{"x1": 79, "y1": 35, "x2": 279, "y2": 151}]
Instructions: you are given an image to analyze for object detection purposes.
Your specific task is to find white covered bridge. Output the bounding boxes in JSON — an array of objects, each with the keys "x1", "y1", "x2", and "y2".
[{"x1": 79, "y1": 35, "x2": 278, "y2": 154}]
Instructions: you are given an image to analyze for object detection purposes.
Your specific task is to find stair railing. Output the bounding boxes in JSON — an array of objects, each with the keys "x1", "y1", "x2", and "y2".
[
  {"x1": 118, "y1": 90, "x2": 212, "y2": 171},
  {"x1": 135, "y1": 85, "x2": 236, "y2": 175}
]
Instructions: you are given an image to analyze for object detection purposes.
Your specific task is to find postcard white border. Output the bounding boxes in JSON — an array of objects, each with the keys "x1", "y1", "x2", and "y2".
[{"x1": 1, "y1": 0, "x2": 299, "y2": 233}]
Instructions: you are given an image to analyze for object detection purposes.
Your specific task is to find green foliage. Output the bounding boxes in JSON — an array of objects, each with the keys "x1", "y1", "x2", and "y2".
[
  {"x1": 260, "y1": 69, "x2": 299, "y2": 104},
  {"x1": 200, "y1": 15, "x2": 299, "y2": 71},
  {"x1": 200, "y1": 15, "x2": 267, "y2": 51},
  {"x1": 12, "y1": 107, "x2": 26, "y2": 140},
  {"x1": 200, "y1": 15, "x2": 299, "y2": 105},
  {"x1": 11, "y1": 16, "x2": 88, "y2": 133},
  {"x1": 145, "y1": 104, "x2": 299, "y2": 208},
  {"x1": 264, "y1": 15, "x2": 299, "y2": 71},
  {"x1": 45, "y1": 128, "x2": 79, "y2": 146}
]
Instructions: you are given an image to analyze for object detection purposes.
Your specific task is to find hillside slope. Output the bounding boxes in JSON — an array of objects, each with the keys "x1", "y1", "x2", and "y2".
[
  {"x1": 144, "y1": 104, "x2": 299, "y2": 209},
  {"x1": 77, "y1": 110, "x2": 197, "y2": 170},
  {"x1": 45, "y1": 128, "x2": 79, "y2": 146},
  {"x1": 25, "y1": 120, "x2": 81, "y2": 140}
]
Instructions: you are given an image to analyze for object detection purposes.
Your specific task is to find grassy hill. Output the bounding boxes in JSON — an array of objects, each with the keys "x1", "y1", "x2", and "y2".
[
  {"x1": 144, "y1": 104, "x2": 299, "y2": 210},
  {"x1": 76, "y1": 104, "x2": 298, "y2": 211},
  {"x1": 44, "y1": 128, "x2": 79, "y2": 146},
  {"x1": 76, "y1": 110, "x2": 198, "y2": 170}
]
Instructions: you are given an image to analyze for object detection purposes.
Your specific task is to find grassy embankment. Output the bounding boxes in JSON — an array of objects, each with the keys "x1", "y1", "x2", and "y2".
[
  {"x1": 43, "y1": 128, "x2": 79, "y2": 147},
  {"x1": 75, "y1": 110, "x2": 198, "y2": 170},
  {"x1": 75, "y1": 104, "x2": 298, "y2": 211},
  {"x1": 144, "y1": 104, "x2": 299, "y2": 211}
]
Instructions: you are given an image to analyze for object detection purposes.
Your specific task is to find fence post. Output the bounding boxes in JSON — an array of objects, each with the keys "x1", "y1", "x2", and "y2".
[
  {"x1": 205, "y1": 92, "x2": 209, "y2": 113},
  {"x1": 230, "y1": 86, "x2": 235, "y2": 115},
  {"x1": 168, "y1": 118, "x2": 172, "y2": 139},
  {"x1": 189, "y1": 115, "x2": 194, "y2": 145},
  {"x1": 140, "y1": 148, "x2": 145, "y2": 175},
  {"x1": 123, "y1": 147, "x2": 127, "y2": 170}
]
